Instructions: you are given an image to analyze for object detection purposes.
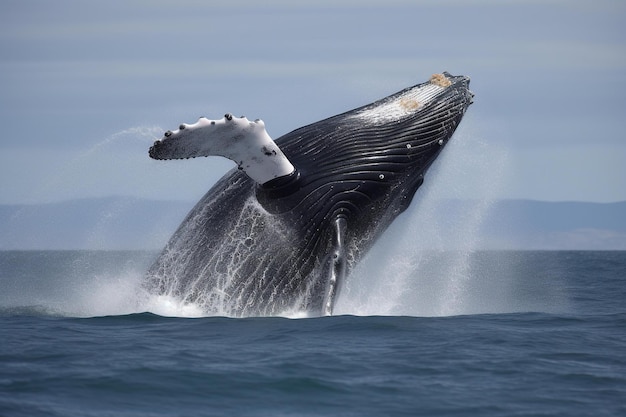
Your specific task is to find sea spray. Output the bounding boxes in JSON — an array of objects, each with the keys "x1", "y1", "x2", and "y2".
[
  {"x1": 335, "y1": 128, "x2": 510, "y2": 316},
  {"x1": 142, "y1": 190, "x2": 314, "y2": 317},
  {"x1": 12, "y1": 125, "x2": 232, "y2": 207},
  {"x1": 23, "y1": 126, "x2": 163, "y2": 204}
]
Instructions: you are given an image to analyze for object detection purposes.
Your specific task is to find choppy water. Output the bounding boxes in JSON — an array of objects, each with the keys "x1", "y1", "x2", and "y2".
[{"x1": 1, "y1": 250, "x2": 625, "y2": 416}]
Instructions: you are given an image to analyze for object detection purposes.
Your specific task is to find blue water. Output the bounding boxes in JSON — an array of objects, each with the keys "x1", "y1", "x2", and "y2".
[{"x1": 1, "y1": 251, "x2": 625, "y2": 416}]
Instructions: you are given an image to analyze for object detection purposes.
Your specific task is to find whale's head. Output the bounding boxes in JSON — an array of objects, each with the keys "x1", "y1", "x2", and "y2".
[{"x1": 259, "y1": 72, "x2": 473, "y2": 218}]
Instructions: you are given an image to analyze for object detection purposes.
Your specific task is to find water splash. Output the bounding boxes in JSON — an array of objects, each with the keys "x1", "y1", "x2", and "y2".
[
  {"x1": 142, "y1": 188, "x2": 320, "y2": 318},
  {"x1": 22, "y1": 126, "x2": 164, "y2": 203},
  {"x1": 9, "y1": 124, "x2": 234, "y2": 207},
  {"x1": 335, "y1": 128, "x2": 511, "y2": 316}
]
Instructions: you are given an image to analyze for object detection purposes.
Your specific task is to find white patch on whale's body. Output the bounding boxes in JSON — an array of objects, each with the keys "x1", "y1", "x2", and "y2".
[{"x1": 353, "y1": 82, "x2": 446, "y2": 123}]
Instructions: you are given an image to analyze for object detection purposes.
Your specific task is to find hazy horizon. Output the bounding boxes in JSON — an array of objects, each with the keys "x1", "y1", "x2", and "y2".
[{"x1": 2, "y1": 196, "x2": 625, "y2": 251}]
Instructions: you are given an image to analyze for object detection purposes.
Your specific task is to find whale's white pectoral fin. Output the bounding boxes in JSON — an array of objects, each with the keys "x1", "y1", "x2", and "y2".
[
  {"x1": 322, "y1": 215, "x2": 348, "y2": 316},
  {"x1": 149, "y1": 114, "x2": 295, "y2": 185}
]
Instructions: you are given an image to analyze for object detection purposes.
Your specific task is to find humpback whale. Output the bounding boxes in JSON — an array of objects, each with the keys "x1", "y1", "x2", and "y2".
[{"x1": 146, "y1": 72, "x2": 473, "y2": 316}]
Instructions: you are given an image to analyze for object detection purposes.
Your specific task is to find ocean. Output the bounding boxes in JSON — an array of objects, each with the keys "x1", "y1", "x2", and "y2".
[{"x1": 1, "y1": 250, "x2": 625, "y2": 416}]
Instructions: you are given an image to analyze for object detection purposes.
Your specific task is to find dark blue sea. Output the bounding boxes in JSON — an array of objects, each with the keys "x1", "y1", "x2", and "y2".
[{"x1": 1, "y1": 250, "x2": 625, "y2": 416}]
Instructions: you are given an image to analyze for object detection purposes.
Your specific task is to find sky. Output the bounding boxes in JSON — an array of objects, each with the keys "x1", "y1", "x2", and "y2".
[{"x1": 1, "y1": 0, "x2": 625, "y2": 205}]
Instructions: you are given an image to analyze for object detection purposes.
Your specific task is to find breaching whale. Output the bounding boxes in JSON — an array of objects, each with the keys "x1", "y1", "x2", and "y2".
[{"x1": 145, "y1": 72, "x2": 473, "y2": 316}]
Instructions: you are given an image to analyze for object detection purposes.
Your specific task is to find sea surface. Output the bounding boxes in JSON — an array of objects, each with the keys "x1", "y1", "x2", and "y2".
[{"x1": 1, "y1": 250, "x2": 625, "y2": 416}]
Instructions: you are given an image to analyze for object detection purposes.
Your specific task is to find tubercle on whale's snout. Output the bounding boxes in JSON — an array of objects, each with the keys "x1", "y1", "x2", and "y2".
[
  {"x1": 430, "y1": 73, "x2": 452, "y2": 88},
  {"x1": 437, "y1": 71, "x2": 472, "y2": 94}
]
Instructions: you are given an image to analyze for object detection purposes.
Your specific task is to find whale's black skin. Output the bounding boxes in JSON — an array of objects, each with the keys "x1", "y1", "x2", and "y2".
[{"x1": 145, "y1": 72, "x2": 473, "y2": 316}]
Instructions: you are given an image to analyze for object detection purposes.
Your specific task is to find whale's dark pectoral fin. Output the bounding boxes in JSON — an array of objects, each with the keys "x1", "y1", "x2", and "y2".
[
  {"x1": 149, "y1": 114, "x2": 295, "y2": 185},
  {"x1": 322, "y1": 215, "x2": 348, "y2": 316}
]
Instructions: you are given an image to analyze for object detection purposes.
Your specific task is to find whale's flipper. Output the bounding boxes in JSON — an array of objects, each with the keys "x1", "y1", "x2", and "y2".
[
  {"x1": 322, "y1": 215, "x2": 348, "y2": 316},
  {"x1": 149, "y1": 114, "x2": 295, "y2": 185}
]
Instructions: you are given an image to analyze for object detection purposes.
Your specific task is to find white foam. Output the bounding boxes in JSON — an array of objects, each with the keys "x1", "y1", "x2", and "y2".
[
  {"x1": 57, "y1": 270, "x2": 208, "y2": 318},
  {"x1": 142, "y1": 294, "x2": 206, "y2": 318}
]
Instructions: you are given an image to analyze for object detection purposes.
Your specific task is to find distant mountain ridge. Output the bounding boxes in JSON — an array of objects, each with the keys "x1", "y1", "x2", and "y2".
[
  {"x1": 469, "y1": 200, "x2": 626, "y2": 250},
  {"x1": 1, "y1": 197, "x2": 625, "y2": 250}
]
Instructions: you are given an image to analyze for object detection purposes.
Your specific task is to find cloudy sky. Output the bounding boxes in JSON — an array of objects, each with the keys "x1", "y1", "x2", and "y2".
[{"x1": 1, "y1": 0, "x2": 625, "y2": 205}]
